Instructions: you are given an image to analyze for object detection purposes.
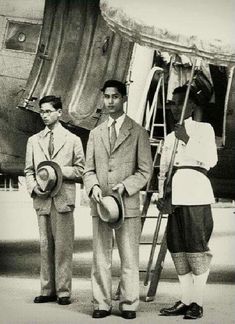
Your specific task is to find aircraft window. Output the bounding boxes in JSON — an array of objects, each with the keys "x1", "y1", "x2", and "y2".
[{"x1": 4, "y1": 20, "x2": 41, "y2": 53}]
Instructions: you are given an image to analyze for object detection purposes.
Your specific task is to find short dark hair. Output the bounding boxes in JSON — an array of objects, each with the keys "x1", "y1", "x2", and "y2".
[
  {"x1": 173, "y1": 85, "x2": 198, "y2": 105},
  {"x1": 39, "y1": 95, "x2": 62, "y2": 110},
  {"x1": 101, "y1": 80, "x2": 127, "y2": 96},
  {"x1": 173, "y1": 71, "x2": 213, "y2": 106}
]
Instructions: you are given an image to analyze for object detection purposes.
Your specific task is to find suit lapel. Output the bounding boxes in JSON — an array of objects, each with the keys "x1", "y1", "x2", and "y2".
[
  {"x1": 38, "y1": 130, "x2": 50, "y2": 160},
  {"x1": 100, "y1": 120, "x2": 110, "y2": 155},
  {"x1": 51, "y1": 125, "x2": 67, "y2": 158},
  {"x1": 113, "y1": 116, "x2": 132, "y2": 152}
]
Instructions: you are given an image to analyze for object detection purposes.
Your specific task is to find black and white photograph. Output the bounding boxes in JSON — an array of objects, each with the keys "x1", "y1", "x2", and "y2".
[{"x1": 0, "y1": 0, "x2": 234, "y2": 323}]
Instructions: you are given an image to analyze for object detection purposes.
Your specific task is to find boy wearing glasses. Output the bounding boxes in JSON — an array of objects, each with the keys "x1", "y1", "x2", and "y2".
[{"x1": 25, "y1": 95, "x2": 85, "y2": 305}]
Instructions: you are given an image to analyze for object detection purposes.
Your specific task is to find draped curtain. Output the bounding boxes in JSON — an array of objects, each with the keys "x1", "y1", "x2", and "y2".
[{"x1": 18, "y1": 0, "x2": 133, "y2": 130}]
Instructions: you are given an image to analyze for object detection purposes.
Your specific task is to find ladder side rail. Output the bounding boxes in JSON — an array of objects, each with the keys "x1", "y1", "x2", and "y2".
[
  {"x1": 161, "y1": 74, "x2": 167, "y2": 139},
  {"x1": 137, "y1": 66, "x2": 164, "y2": 125},
  {"x1": 148, "y1": 75, "x2": 163, "y2": 135},
  {"x1": 143, "y1": 58, "x2": 197, "y2": 296},
  {"x1": 145, "y1": 230, "x2": 168, "y2": 302},
  {"x1": 144, "y1": 209, "x2": 164, "y2": 286}
]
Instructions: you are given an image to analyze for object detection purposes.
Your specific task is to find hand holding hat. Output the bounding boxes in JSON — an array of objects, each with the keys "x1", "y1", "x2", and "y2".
[
  {"x1": 97, "y1": 192, "x2": 125, "y2": 229},
  {"x1": 35, "y1": 161, "x2": 63, "y2": 197},
  {"x1": 91, "y1": 185, "x2": 103, "y2": 203},
  {"x1": 33, "y1": 184, "x2": 51, "y2": 198},
  {"x1": 112, "y1": 183, "x2": 125, "y2": 196}
]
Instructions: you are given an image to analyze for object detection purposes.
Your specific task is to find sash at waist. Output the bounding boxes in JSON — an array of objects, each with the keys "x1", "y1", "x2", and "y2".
[{"x1": 174, "y1": 166, "x2": 208, "y2": 176}]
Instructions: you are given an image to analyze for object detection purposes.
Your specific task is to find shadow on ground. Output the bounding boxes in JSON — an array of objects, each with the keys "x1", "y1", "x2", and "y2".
[{"x1": 0, "y1": 236, "x2": 234, "y2": 282}]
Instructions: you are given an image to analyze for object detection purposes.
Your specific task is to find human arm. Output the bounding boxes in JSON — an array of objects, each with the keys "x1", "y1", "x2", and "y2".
[
  {"x1": 157, "y1": 136, "x2": 172, "y2": 198},
  {"x1": 174, "y1": 123, "x2": 189, "y2": 144},
  {"x1": 184, "y1": 123, "x2": 218, "y2": 168},
  {"x1": 24, "y1": 137, "x2": 52, "y2": 198},
  {"x1": 24, "y1": 137, "x2": 38, "y2": 197},
  {"x1": 60, "y1": 135, "x2": 85, "y2": 182},
  {"x1": 121, "y1": 128, "x2": 153, "y2": 196},
  {"x1": 83, "y1": 130, "x2": 100, "y2": 197}
]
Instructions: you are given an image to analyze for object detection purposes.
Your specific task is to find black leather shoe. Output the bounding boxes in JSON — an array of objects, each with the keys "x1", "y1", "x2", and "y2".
[
  {"x1": 34, "y1": 295, "x2": 57, "y2": 303},
  {"x1": 160, "y1": 301, "x2": 189, "y2": 316},
  {"x1": 121, "y1": 311, "x2": 136, "y2": 319},
  {"x1": 57, "y1": 297, "x2": 71, "y2": 305},
  {"x1": 184, "y1": 302, "x2": 203, "y2": 319},
  {"x1": 92, "y1": 310, "x2": 111, "y2": 318}
]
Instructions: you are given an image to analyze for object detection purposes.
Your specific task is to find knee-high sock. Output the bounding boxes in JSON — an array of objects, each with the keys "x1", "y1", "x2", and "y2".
[
  {"x1": 178, "y1": 272, "x2": 193, "y2": 306},
  {"x1": 192, "y1": 269, "x2": 210, "y2": 306}
]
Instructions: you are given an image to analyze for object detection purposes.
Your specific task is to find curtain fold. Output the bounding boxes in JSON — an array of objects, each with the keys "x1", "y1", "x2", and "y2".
[{"x1": 18, "y1": 0, "x2": 133, "y2": 130}]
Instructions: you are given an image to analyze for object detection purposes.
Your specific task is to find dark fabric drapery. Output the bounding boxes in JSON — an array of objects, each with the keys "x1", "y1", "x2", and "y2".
[{"x1": 18, "y1": 0, "x2": 133, "y2": 130}]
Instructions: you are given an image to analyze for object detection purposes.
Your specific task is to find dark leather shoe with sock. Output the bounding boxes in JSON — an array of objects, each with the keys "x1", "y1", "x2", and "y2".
[
  {"x1": 160, "y1": 300, "x2": 189, "y2": 316},
  {"x1": 57, "y1": 297, "x2": 71, "y2": 305},
  {"x1": 34, "y1": 295, "x2": 57, "y2": 303},
  {"x1": 92, "y1": 310, "x2": 111, "y2": 318},
  {"x1": 184, "y1": 302, "x2": 203, "y2": 319},
  {"x1": 121, "y1": 311, "x2": 136, "y2": 319}
]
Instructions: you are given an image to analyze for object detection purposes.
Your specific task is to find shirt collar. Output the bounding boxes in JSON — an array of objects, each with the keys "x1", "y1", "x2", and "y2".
[
  {"x1": 184, "y1": 117, "x2": 193, "y2": 125},
  {"x1": 107, "y1": 113, "x2": 126, "y2": 128},
  {"x1": 42, "y1": 122, "x2": 61, "y2": 137}
]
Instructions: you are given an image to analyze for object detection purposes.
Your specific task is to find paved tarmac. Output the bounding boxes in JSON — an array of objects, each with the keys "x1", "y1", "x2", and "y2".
[
  {"x1": 0, "y1": 276, "x2": 235, "y2": 324},
  {"x1": 0, "y1": 185, "x2": 235, "y2": 323},
  {"x1": 0, "y1": 188, "x2": 235, "y2": 281}
]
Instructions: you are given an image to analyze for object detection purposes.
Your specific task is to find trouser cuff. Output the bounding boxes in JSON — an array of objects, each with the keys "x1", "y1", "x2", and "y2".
[{"x1": 171, "y1": 252, "x2": 191, "y2": 275}]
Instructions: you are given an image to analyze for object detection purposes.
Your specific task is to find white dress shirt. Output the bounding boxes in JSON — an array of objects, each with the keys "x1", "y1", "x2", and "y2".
[
  {"x1": 107, "y1": 113, "x2": 126, "y2": 137},
  {"x1": 43, "y1": 123, "x2": 62, "y2": 154},
  {"x1": 159, "y1": 118, "x2": 218, "y2": 205}
]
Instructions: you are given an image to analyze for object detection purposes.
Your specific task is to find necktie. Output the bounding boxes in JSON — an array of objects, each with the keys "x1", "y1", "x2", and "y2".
[
  {"x1": 48, "y1": 131, "x2": 54, "y2": 158},
  {"x1": 109, "y1": 120, "x2": 117, "y2": 151}
]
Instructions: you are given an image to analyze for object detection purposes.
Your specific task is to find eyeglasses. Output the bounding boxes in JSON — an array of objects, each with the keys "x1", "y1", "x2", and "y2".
[{"x1": 39, "y1": 110, "x2": 57, "y2": 116}]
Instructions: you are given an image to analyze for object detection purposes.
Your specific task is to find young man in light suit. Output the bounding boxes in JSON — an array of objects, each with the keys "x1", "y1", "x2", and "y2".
[
  {"x1": 25, "y1": 95, "x2": 85, "y2": 305},
  {"x1": 83, "y1": 80, "x2": 152, "y2": 319}
]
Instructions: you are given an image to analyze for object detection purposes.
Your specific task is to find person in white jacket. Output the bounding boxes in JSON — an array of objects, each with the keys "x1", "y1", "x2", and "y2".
[{"x1": 157, "y1": 84, "x2": 218, "y2": 319}]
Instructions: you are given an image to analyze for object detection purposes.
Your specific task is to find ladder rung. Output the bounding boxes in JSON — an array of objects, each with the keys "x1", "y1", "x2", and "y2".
[
  {"x1": 140, "y1": 242, "x2": 162, "y2": 245},
  {"x1": 142, "y1": 215, "x2": 168, "y2": 219},
  {"x1": 149, "y1": 136, "x2": 164, "y2": 144},
  {"x1": 139, "y1": 269, "x2": 161, "y2": 273},
  {"x1": 152, "y1": 123, "x2": 165, "y2": 127}
]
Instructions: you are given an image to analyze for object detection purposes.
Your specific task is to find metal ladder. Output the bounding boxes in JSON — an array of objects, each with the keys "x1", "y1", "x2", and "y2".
[
  {"x1": 139, "y1": 67, "x2": 169, "y2": 302},
  {"x1": 142, "y1": 66, "x2": 167, "y2": 144},
  {"x1": 140, "y1": 141, "x2": 169, "y2": 302},
  {"x1": 114, "y1": 67, "x2": 168, "y2": 302}
]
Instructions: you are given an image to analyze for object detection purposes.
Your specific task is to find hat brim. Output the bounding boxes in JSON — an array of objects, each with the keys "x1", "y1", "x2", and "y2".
[
  {"x1": 108, "y1": 194, "x2": 125, "y2": 229},
  {"x1": 37, "y1": 161, "x2": 63, "y2": 197},
  {"x1": 97, "y1": 194, "x2": 125, "y2": 229}
]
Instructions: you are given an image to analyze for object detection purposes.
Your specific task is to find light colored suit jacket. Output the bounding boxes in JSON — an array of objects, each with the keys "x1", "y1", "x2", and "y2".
[
  {"x1": 84, "y1": 115, "x2": 152, "y2": 217},
  {"x1": 25, "y1": 123, "x2": 85, "y2": 215}
]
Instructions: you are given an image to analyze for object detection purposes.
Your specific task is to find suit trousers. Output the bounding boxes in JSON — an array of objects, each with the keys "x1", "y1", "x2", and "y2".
[
  {"x1": 37, "y1": 201, "x2": 74, "y2": 298},
  {"x1": 92, "y1": 216, "x2": 141, "y2": 311}
]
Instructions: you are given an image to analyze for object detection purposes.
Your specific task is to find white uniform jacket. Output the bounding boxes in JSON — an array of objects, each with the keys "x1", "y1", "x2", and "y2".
[{"x1": 159, "y1": 118, "x2": 218, "y2": 205}]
